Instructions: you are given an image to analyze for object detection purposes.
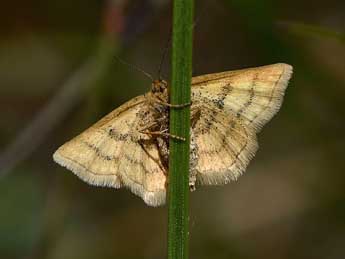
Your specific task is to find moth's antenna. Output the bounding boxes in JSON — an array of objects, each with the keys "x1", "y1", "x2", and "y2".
[
  {"x1": 115, "y1": 56, "x2": 154, "y2": 82},
  {"x1": 156, "y1": 1, "x2": 209, "y2": 80},
  {"x1": 157, "y1": 33, "x2": 172, "y2": 81},
  {"x1": 193, "y1": 0, "x2": 210, "y2": 29}
]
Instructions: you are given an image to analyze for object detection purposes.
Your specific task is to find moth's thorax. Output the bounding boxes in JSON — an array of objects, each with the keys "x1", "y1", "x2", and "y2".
[
  {"x1": 151, "y1": 79, "x2": 168, "y2": 97},
  {"x1": 140, "y1": 79, "x2": 169, "y2": 130},
  {"x1": 146, "y1": 79, "x2": 169, "y2": 113}
]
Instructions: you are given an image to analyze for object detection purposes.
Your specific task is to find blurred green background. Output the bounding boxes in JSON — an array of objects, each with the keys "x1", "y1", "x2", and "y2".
[{"x1": 1, "y1": 0, "x2": 344, "y2": 259}]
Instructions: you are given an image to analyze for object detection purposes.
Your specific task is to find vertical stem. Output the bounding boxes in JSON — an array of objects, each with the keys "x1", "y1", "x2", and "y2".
[{"x1": 168, "y1": 1, "x2": 194, "y2": 259}]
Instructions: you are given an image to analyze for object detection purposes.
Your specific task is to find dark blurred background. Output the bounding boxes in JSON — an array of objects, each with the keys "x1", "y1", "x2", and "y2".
[{"x1": 1, "y1": 0, "x2": 344, "y2": 259}]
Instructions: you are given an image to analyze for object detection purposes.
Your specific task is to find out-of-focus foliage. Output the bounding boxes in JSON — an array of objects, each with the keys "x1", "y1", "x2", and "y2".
[{"x1": 0, "y1": 1, "x2": 344, "y2": 259}]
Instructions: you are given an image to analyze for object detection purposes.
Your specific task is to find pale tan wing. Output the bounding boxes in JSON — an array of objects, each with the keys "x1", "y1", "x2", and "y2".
[
  {"x1": 191, "y1": 105, "x2": 258, "y2": 185},
  {"x1": 191, "y1": 63, "x2": 292, "y2": 184},
  {"x1": 192, "y1": 63, "x2": 293, "y2": 130},
  {"x1": 53, "y1": 95, "x2": 167, "y2": 206}
]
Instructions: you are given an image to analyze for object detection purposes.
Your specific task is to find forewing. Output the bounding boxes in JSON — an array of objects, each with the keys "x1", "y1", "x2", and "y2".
[
  {"x1": 191, "y1": 63, "x2": 292, "y2": 184},
  {"x1": 192, "y1": 63, "x2": 293, "y2": 130},
  {"x1": 53, "y1": 96, "x2": 167, "y2": 206}
]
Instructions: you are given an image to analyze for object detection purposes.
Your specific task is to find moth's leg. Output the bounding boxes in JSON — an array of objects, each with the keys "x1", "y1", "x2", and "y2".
[
  {"x1": 189, "y1": 110, "x2": 200, "y2": 191},
  {"x1": 138, "y1": 138, "x2": 167, "y2": 173},
  {"x1": 189, "y1": 173, "x2": 197, "y2": 191},
  {"x1": 138, "y1": 121, "x2": 159, "y2": 132},
  {"x1": 138, "y1": 116, "x2": 168, "y2": 132},
  {"x1": 189, "y1": 151, "x2": 198, "y2": 192},
  {"x1": 154, "y1": 96, "x2": 191, "y2": 108},
  {"x1": 156, "y1": 137, "x2": 169, "y2": 173},
  {"x1": 139, "y1": 129, "x2": 186, "y2": 141},
  {"x1": 191, "y1": 107, "x2": 202, "y2": 128}
]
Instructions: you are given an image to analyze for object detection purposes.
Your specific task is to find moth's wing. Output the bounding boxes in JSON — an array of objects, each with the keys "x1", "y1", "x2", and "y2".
[
  {"x1": 191, "y1": 105, "x2": 258, "y2": 184},
  {"x1": 191, "y1": 63, "x2": 293, "y2": 184},
  {"x1": 192, "y1": 63, "x2": 293, "y2": 130},
  {"x1": 53, "y1": 95, "x2": 167, "y2": 206}
]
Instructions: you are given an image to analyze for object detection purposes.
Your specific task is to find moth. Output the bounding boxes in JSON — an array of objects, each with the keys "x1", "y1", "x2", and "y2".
[{"x1": 53, "y1": 63, "x2": 293, "y2": 206}]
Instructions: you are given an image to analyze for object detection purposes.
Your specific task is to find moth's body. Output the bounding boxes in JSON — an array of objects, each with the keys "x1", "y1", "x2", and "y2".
[
  {"x1": 138, "y1": 80, "x2": 171, "y2": 173},
  {"x1": 53, "y1": 63, "x2": 293, "y2": 206}
]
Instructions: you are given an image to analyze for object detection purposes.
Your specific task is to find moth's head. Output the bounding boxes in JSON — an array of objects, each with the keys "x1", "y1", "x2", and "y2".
[{"x1": 151, "y1": 79, "x2": 168, "y2": 94}]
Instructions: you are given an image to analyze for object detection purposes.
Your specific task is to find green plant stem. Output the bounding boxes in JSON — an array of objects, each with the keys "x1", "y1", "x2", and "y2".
[{"x1": 167, "y1": 1, "x2": 194, "y2": 259}]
